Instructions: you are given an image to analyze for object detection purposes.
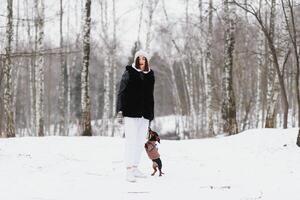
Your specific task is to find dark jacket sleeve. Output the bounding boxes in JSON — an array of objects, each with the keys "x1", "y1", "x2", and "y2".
[
  {"x1": 116, "y1": 70, "x2": 129, "y2": 114},
  {"x1": 150, "y1": 71, "x2": 155, "y2": 121}
]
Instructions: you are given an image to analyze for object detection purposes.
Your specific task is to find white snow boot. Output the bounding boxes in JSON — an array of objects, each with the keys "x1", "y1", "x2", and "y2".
[
  {"x1": 126, "y1": 168, "x2": 136, "y2": 182},
  {"x1": 132, "y1": 168, "x2": 147, "y2": 178}
]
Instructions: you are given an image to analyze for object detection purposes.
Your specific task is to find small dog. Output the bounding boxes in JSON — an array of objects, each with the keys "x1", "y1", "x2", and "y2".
[{"x1": 145, "y1": 128, "x2": 164, "y2": 176}]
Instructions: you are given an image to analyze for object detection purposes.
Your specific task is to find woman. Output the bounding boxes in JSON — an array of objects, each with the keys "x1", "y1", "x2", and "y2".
[{"x1": 116, "y1": 49, "x2": 155, "y2": 182}]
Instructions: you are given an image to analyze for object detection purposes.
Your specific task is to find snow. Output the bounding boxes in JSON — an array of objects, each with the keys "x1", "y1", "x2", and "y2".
[{"x1": 0, "y1": 128, "x2": 300, "y2": 200}]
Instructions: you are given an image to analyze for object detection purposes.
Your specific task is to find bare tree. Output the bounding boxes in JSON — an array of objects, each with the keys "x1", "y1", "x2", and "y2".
[
  {"x1": 161, "y1": 0, "x2": 195, "y2": 138},
  {"x1": 265, "y1": 0, "x2": 280, "y2": 128},
  {"x1": 232, "y1": 0, "x2": 290, "y2": 129},
  {"x1": 206, "y1": 0, "x2": 215, "y2": 136},
  {"x1": 111, "y1": 0, "x2": 118, "y2": 137},
  {"x1": 58, "y1": 0, "x2": 67, "y2": 136},
  {"x1": 137, "y1": 0, "x2": 144, "y2": 43},
  {"x1": 145, "y1": 0, "x2": 159, "y2": 51},
  {"x1": 80, "y1": 0, "x2": 92, "y2": 136},
  {"x1": 12, "y1": 0, "x2": 20, "y2": 134},
  {"x1": 161, "y1": 0, "x2": 183, "y2": 137},
  {"x1": 255, "y1": 0, "x2": 264, "y2": 128},
  {"x1": 99, "y1": 0, "x2": 111, "y2": 136},
  {"x1": 24, "y1": 0, "x2": 36, "y2": 136},
  {"x1": 66, "y1": 0, "x2": 71, "y2": 136},
  {"x1": 3, "y1": 0, "x2": 16, "y2": 137},
  {"x1": 281, "y1": 0, "x2": 300, "y2": 127},
  {"x1": 221, "y1": 0, "x2": 238, "y2": 135},
  {"x1": 35, "y1": 0, "x2": 45, "y2": 136}
]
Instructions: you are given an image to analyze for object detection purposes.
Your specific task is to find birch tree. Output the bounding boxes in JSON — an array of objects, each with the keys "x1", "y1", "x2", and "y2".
[
  {"x1": 265, "y1": 0, "x2": 279, "y2": 128},
  {"x1": 205, "y1": 0, "x2": 215, "y2": 136},
  {"x1": 233, "y1": 0, "x2": 290, "y2": 129},
  {"x1": 255, "y1": 0, "x2": 264, "y2": 128},
  {"x1": 80, "y1": 0, "x2": 92, "y2": 136},
  {"x1": 24, "y1": 0, "x2": 36, "y2": 136},
  {"x1": 145, "y1": 0, "x2": 159, "y2": 51},
  {"x1": 161, "y1": 0, "x2": 195, "y2": 138},
  {"x1": 111, "y1": 0, "x2": 118, "y2": 137},
  {"x1": 221, "y1": 0, "x2": 238, "y2": 135},
  {"x1": 281, "y1": 0, "x2": 300, "y2": 127},
  {"x1": 240, "y1": 0, "x2": 253, "y2": 131},
  {"x1": 185, "y1": 0, "x2": 197, "y2": 138},
  {"x1": 35, "y1": 0, "x2": 45, "y2": 136},
  {"x1": 66, "y1": 0, "x2": 71, "y2": 135},
  {"x1": 3, "y1": 0, "x2": 15, "y2": 137},
  {"x1": 99, "y1": 0, "x2": 111, "y2": 136},
  {"x1": 197, "y1": 0, "x2": 205, "y2": 134},
  {"x1": 12, "y1": 0, "x2": 20, "y2": 130},
  {"x1": 137, "y1": 0, "x2": 144, "y2": 44},
  {"x1": 111, "y1": 0, "x2": 117, "y2": 116},
  {"x1": 58, "y1": 0, "x2": 67, "y2": 136}
]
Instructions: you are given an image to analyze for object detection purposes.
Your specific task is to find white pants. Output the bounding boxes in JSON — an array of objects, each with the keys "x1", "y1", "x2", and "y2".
[{"x1": 124, "y1": 116, "x2": 149, "y2": 167}]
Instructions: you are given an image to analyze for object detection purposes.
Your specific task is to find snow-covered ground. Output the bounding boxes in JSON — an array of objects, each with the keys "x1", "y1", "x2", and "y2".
[{"x1": 0, "y1": 128, "x2": 299, "y2": 200}]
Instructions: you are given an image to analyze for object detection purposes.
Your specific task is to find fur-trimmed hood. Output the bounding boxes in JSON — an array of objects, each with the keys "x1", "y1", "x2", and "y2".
[{"x1": 132, "y1": 49, "x2": 151, "y2": 74}]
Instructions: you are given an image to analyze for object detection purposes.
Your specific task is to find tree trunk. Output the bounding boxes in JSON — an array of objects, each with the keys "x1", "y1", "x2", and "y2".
[
  {"x1": 102, "y1": 56, "x2": 111, "y2": 136},
  {"x1": 111, "y1": 0, "x2": 117, "y2": 137},
  {"x1": 206, "y1": 0, "x2": 215, "y2": 136},
  {"x1": 256, "y1": 26, "x2": 263, "y2": 128},
  {"x1": 25, "y1": 0, "x2": 35, "y2": 136},
  {"x1": 58, "y1": 0, "x2": 66, "y2": 136},
  {"x1": 197, "y1": 0, "x2": 203, "y2": 136},
  {"x1": 265, "y1": 0, "x2": 279, "y2": 128},
  {"x1": 137, "y1": 1, "x2": 144, "y2": 43},
  {"x1": 221, "y1": 0, "x2": 238, "y2": 135},
  {"x1": 282, "y1": 0, "x2": 300, "y2": 127},
  {"x1": 145, "y1": 0, "x2": 159, "y2": 51},
  {"x1": 80, "y1": 0, "x2": 92, "y2": 136},
  {"x1": 3, "y1": 0, "x2": 16, "y2": 137},
  {"x1": 12, "y1": 0, "x2": 20, "y2": 135},
  {"x1": 66, "y1": 0, "x2": 71, "y2": 136},
  {"x1": 35, "y1": 0, "x2": 45, "y2": 137},
  {"x1": 100, "y1": 0, "x2": 111, "y2": 136}
]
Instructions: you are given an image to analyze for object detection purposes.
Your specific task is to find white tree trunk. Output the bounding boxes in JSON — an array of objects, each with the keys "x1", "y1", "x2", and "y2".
[
  {"x1": 25, "y1": 0, "x2": 36, "y2": 136},
  {"x1": 35, "y1": 0, "x2": 45, "y2": 137},
  {"x1": 198, "y1": 0, "x2": 205, "y2": 135},
  {"x1": 265, "y1": 0, "x2": 279, "y2": 128},
  {"x1": 99, "y1": 0, "x2": 111, "y2": 136},
  {"x1": 80, "y1": 0, "x2": 92, "y2": 136},
  {"x1": 58, "y1": 0, "x2": 67, "y2": 136},
  {"x1": 111, "y1": 0, "x2": 117, "y2": 137},
  {"x1": 255, "y1": 27, "x2": 264, "y2": 128},
  {"x1": 3, "y1": 0, "x2": 15, "y2": 137},
  {"x1": 205, "y1": 0, "x2": 215, "y2": 136},
  {"x1": 221, "y1": 0, "x2": 238, "y2": 135},
  {"x1": 162, "y1": 0, "x2": 194, "y2": 138},
  {"x1": 12, "y1": 0, "x2": 20, "y2": 134},
  {"x1": 137, "y1": 0, "x2": 144, "y2": 43},
  {"x1": 66, "y1": 1, "x2": 71, "y2": 136},
  {"x1": 145, "y1": 0, "x2": 159, "y2": 51},
  {"x1": 102, "y1": 56, "x2": 111, "y2": 136}
]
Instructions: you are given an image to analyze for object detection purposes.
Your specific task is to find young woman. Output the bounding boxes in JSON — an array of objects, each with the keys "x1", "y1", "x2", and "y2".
[{"x1": 116, "y1": 50, "x2": 155, "y2": 182}]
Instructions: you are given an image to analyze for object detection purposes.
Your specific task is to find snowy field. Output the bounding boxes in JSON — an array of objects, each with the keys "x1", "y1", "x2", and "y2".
[{"x1": 0, "y1": 128, "x2": 300, "y2": 200}]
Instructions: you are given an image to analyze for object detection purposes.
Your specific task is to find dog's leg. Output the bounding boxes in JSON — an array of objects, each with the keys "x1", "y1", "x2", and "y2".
[
  {"x1": 151, "y1": 162, "x2": 158, "y2": 176},
  {"x1": 151, "y1": 166, "x2": 157, "y2": 176},
  {"x1": 159, "y1": 170, "x2": 164, "y2": 176},
  {"x1": 157, "y1": 158, "x2": 164, "y2": 176}
]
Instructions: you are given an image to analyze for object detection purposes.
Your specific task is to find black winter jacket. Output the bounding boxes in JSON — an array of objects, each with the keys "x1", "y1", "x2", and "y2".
[{"x1": 116, "y1": 65, "x2": 155, "y2": 121}]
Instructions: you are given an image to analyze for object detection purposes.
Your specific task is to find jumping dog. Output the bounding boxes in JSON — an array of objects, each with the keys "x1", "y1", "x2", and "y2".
[{"x1": 145, "y1": 128, "x2": 164, "y2": 176}]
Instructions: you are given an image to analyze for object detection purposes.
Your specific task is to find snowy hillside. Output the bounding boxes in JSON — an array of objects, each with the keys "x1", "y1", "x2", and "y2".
[{"x1": 0, "y1": 128, "x2": 300, "y2": 200}]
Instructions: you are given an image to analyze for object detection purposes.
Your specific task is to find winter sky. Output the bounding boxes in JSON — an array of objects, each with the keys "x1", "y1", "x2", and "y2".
[{"x1": 0, "y1": 0, "x2": 224, "y2": 56}]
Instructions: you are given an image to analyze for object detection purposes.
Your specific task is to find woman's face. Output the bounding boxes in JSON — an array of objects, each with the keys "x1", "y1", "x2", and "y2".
[{"x1": 138, "y1": 56, "x2": 146, "y2": 71}]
